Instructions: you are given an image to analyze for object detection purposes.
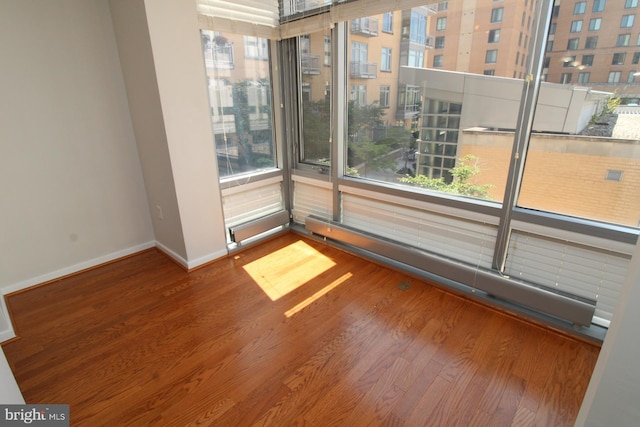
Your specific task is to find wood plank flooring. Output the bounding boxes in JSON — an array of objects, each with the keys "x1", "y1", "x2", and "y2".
[{"x1": 2, "y1": 232, "x2": 600, "y2": 426}]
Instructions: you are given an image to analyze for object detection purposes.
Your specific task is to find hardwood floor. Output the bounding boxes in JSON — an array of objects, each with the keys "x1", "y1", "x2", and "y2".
[{"x1": 2, "y1": 232, "x2": 600, "y2": 426}]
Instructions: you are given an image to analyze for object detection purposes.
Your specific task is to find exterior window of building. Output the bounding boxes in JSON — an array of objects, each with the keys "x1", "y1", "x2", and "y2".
[
  {"x1": 589, "y1": 18, "x2": 602, "y2": 30},
  {"x1": 350, "y1": 84, "x2": 367, "y2": 106},
  {"x1": 549, "y1": 23, "x2": 557, "y2": 35},
  {"x1": 543, "y1": 56, "x2": 551, "y2": 67},
  {"x1": 202, "y1": 30, "x2": 275, "y2": 178},
  {"x1": 563, "y1": 55, "x2": 577, "y2": 67},
  {"x1": 617, "y1": 34, "x2": 631, "y2": 46},
  {"x1": 519, "y1": 32, "x2": 523, "y2": 47},
  {"x1": 489, "y1": 29, "x2": 501, "y2": 43},
  {"x1": 491, "y1": 7, "x2": 504, "y2": 23},
  {"x1": 608, "y1": 71, "x2": 621, "y2": 82},
  {"x1": 351, "y1": 41, "x2": 368, "y2": 64},
  {"x1": 546, "y1": 40, "x2": 554, "y2": 52},
  {"x1": 438, "y1": 1, "x2": 448, "y2": 12},
  {"x1": 485, "y1": 49, "x2": 498, "y2": 63},
  {"x1": 435, "y1": 36, "x2": 445, "y2": 49},
  {"x1": 408, "y1": 49, "x2": 424, "y2": 67},
  {"x1": 516, "y1": 52, "x2": 520, "y2": 65},
  {"x1": 626, "y1": 0, "x2": 639, "y2": 8},
  {"x1": 567, "y1": 38, "x2": 580, "y2": 50},
  {"x1": 582, "y1": 54, "x2": 594, "y2": 66},
  {"x1": 323, "y1": 36, "x2": 331, "y2": 66},
  {"x1": 585, "y1": 36, "x2": 598, "y2": 49},
  {"x1": 379, "y1": 85, "x2": 390, "y2": 108},
  {"x1": 382, "y1": 12, "x2": 393, "y2": 33},
  {"x1": 381, "y1": 48, "x2": 392, "y2": 72},
  {"x1": 633, "y1": 51, "x2": 640, "y2": 64},
  {"x1": 574, "y1": 1, "x2": 587, "y2": 14},
  {"x1": 553, "y1": 4, "x2": 560, "y2": 17},
  {"x1": 621, "y1": 14, "x2": 635, "y2": 28},
  {"x1": 612, "y1": 52, "x2": 627, "y2": 65},
  {"x1": 561, "y1": 72, "x2": 573, "y2": 83},
  {"x1": 628, "y1": 70, "x2": 637, "y2": 82},
  {"x1": 571, "y1": 20, "x2": 583, "y2": 32},
  {"x1": 436, "y1": 17, "x2": 447, "y2": 31},
  {"x1": 592, "y1": 0, "x2": 606, "y2": 13},
  {"x1": 578, "y1": 71, "x2": 590, "y2": 83},
  {"x1": 433, "y1": 55, "x2": 444, "y2": 68},
  {"x1": 484, "y1": 69, "x2": 495, "y2": 76},
  {"x1": 244, "y1": 36, "x2": 269, "y2": 60},
  {"x1": 410, "y1": 11, "x2": 428, "y2": 44}
]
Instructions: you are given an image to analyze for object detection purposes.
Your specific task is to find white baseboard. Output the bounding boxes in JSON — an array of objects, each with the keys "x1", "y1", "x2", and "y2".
[
  {"x1": 154, "y1": 241, "x2": 227, "y2": 270},
  {"x1": 0, "y1": 241, "x2": 156, "y2": 343}
]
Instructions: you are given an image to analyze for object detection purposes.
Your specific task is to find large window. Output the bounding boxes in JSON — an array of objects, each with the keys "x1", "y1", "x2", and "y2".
[
  {"x1": 202, "y1": 30, "x2": 275, "y2": 178},
  {"x1": 491, "y1": 7, "x2": 504, "y2": 23}
]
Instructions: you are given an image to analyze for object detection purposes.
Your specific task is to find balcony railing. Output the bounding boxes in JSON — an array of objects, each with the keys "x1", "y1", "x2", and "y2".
[
  {"x1": 402, "y1": 33, "x2": 435, "y2": 48},
  {"x1": 350, "y1": 61, "x2": 377, "y2": 79},
  {"x1": 301, "y1": 54, "x2": 322, "y2": 75},
  {"x1": 351, "y1": 17, "x2": 379, "y2": 37}
]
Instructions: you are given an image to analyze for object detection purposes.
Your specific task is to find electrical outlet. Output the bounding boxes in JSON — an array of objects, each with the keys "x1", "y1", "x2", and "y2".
[{"x1": 155, "y1": 205, "x2": 163, "y2": 220}]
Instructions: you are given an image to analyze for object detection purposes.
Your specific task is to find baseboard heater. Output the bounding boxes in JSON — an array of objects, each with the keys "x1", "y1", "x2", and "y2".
[
  {"x1": 305, "y1": 215, "x2": 596, "y2": 327},
  {"x1": 229, "y1": 210, "x2": 290, "y2": 243}
]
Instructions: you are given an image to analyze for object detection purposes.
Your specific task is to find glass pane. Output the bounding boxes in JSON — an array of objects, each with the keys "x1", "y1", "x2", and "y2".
[
  {"x1": 201, "y1": 30, "x2": 275, "y2": 178},
  {"x1": 299, "y1": 29, "x2": 332, "y2": 165},
  {"x1": 520, "y1": 1, "x2": 640, "y2": 228},
  {"x1": 345, "y1": 4, "x2": 529, "y2": 202}
]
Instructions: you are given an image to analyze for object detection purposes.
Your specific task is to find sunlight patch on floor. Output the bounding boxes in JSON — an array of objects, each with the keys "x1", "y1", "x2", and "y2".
[
  {"x1": 243, "y1": 240, "x2": 336, "y2": 301},
  {"x1": 285, "y1": 272, "x2": 352, "y2": 317}
]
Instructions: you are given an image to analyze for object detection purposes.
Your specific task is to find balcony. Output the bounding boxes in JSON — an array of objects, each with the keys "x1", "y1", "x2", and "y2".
[
  {"x1": 350, "y1": 61, "x2": 377, "y2": 79},
  {"x1": 294, "y1": 0, "x2": 330, "y2": 14},
  {"x1": 401, "y1": 33, "x2": 435, "y2": 48},
  {"x1": 351, "y1": 17, "x2": 379, "y2": 37},
  {"x1": 301, "y1": 54, "x2": 322, "y2": 75}
]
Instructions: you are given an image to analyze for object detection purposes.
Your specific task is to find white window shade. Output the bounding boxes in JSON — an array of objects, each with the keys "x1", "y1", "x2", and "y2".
[{"x1": 197, "y1": 0, "x2": 281, "y2": 39}]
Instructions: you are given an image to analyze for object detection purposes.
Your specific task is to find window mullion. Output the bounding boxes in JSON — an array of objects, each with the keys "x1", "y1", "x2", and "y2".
[{"x1": 492, "y1": 0, "x2": 555, "y2": 272}]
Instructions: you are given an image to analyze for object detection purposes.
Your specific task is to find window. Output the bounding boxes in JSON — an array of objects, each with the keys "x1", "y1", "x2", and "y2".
[
  {"x1": 485, "y1": 49, "x2": 498, "y2": 63},
  {"x1": 435, "y1": 36, "x2": 445, "y2": 49},
  {"x1": 546, "y1": 40, "x2": 553, "y2": 52},
  {"x1": 202, "y1": 30, "x2": 275, "y2": 178},
  {"x1": 578, "y1": 72, "x2": 590, "y2": 83},
  {"x1": 608, "y1": 71, "x2": 621, "y2": 82},
  {"x1": 438, "y1": 1, "x2": 448, "y2": 11},
  {"x1": 563, "y1": 56, "x2": 576, "y2": 67},
  {"x1": 381, "y1": 48, "x2": 392, "y2": 72},
  {"x1": 488, "y1": 29, "x2": 501, "y2": 43},
  {"x1": 350, "y1": 84, "x2": 367, "y2": 106},
  {"x1": 409, "y1": 11, "x2": 428, "y2": 44},
  {"x1": 567, "y1": 38, "x2": 580, "y2": 50},
  {"x1": 592, "y1": 0, "x2": 606, "y2": 12},
  {"x1": 617, "y1": 34, "x2": 631, "y2": 46},
  {"x1": 633, "y1": 52, "x2": 640, "y2": 64},
  {"x1": 543, "y1": 56, "x2": 551, "y2": 68},
  {"x1": 516, "y1": 52, "x2": 520, "y2": 65},
  {"x1": 433, "y1": 55, "x2": 444, "y2": 68},
  {"x1": 382, "y1": 12, "x2": 393, "y2": 33},
  {"x1": 491, "y1": 7, "x2": 504, "y2": 23},
  {"x1": 484, "y1": 69, "x2": 495, "y2": 76},
  {"x1": 561, "y1": 72, "x2": 573, "y2": 83},
  {"x1": 436, "y1": 17, "x2": 447, "y2": 31},
  {"x1": 622, "y1": 15, "x2": 635, "y2": 28},
  {"x1": 549, "y1": 23, "x2": 557, "y2": 35},
  {"x1": 379, "y1": 85, "x2": 390, "y2": 108},
  {"x1": 407, "y1": 50, "x2": 424, "y2": 67},
  {"x1": 582, "y1": 54, "x2": 594, "y2": 66},
  {"x1": 324, "y1": 36, "x2": 331, "y2": 66},
  {"x1": 589, "y1": 18, "x2": 602, "y2": 31},
  {"x1": 626, "y1": 0, "x2": 639, "y2": 8},
  {"x1": 571, "y1": 20, "x2": 583, "y2": 32},
  {"x1": 628, "y1": 71, "x2": 637, "y2": 82},
  {"x1": 585, "y1": 36, "x2": 598, "y2": 49},
  {"x1": 553, "y1": 5, "x2": 560, "y2": 17},
  {"x1": 574, "y1": 1, "x2": 587, "y2": 14},
  {"x1": 612, "y1": 52, "x2": 627, "y2": 65},
  {"x1": 244, "y1": 36, "x2": 269, "y2": 60}
]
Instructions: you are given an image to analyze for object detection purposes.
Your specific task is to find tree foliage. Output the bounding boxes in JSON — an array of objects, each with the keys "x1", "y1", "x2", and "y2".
[{"x1": 399, "y1": 155, "x2": 493, "y2": 199}]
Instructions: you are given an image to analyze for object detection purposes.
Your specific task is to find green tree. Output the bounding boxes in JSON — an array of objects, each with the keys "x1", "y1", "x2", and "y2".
[{"x1": 400, "y1": 155, "x2": 493, "y2": 199}]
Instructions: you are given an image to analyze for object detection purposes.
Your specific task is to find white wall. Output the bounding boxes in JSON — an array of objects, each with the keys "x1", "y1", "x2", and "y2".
[
  {"x1": 109, "y1": 0, "x2": 228, "y2": 268},
  {"x1": 0, "y1": 0, "x2": 155, "y2": 339},
  {"x1": 575, "y1": 238, "x2": 640, "y2": 426}
]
